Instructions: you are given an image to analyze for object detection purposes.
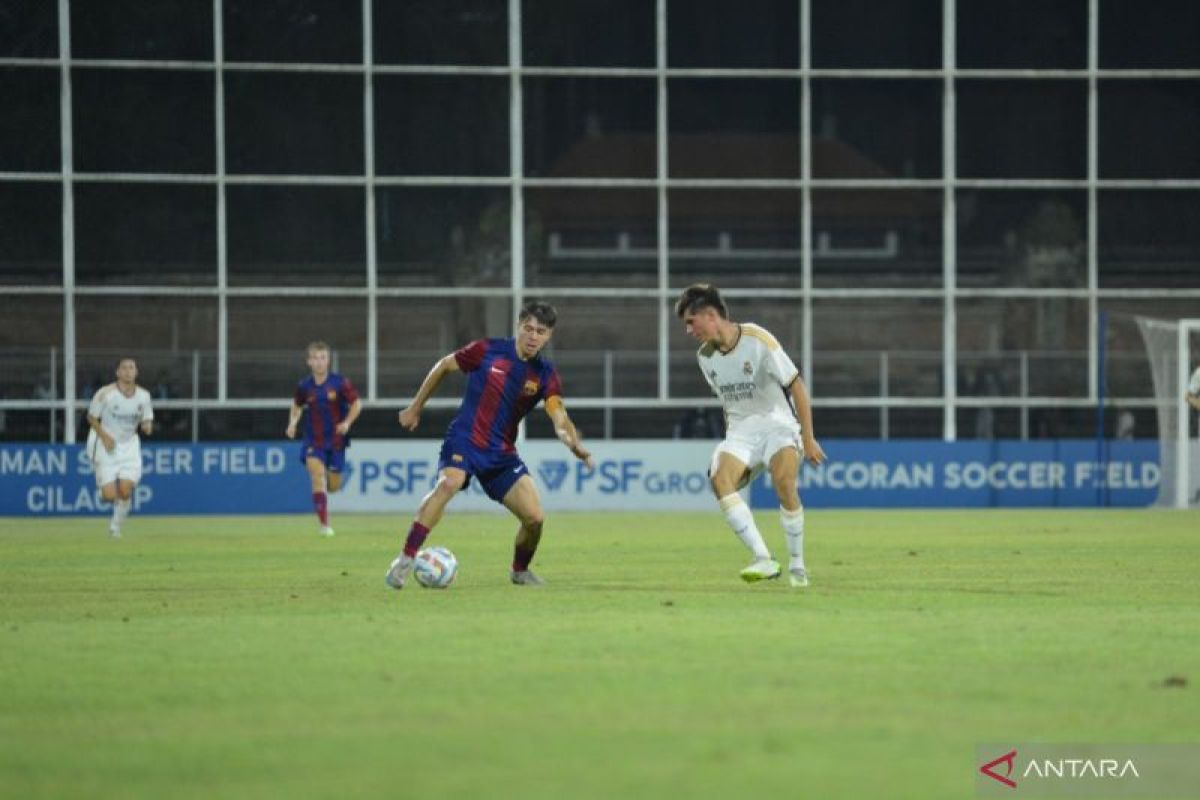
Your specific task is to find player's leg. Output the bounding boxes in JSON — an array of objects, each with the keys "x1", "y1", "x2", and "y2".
[
  {"x1": 109, "y1": 478, "x2": 136, "y2": 535},
  {"x1": 710, "y1": 446, "x2": 779, "y2": 581},
  {"x1": 93, "y1": 446, "x2": 123, "y2": 536},
  {"x1": 326, "y1": 448, "x2": 347, "y2": 494},
  {"x1": 500, "y1": 475, "x2": 547, "y2": 585},
  {"x1": 767, "y1": 443, "x2": 808, "y2": 587},
  {"x1": 98, "y1": 476, "x2": 122, "y2": 536},
  {"x1": 103, "y1": 442, "x2": 140, "y2": 537},
  {"x1": 387, "y1": 467, "x2": 468, "y2": 589},
  {"x1": 415, "y1": 466, "x2": 467, "y2": 530},
  {"x1": 305, "y1": 455, "x2": 334, "y2": 535}
]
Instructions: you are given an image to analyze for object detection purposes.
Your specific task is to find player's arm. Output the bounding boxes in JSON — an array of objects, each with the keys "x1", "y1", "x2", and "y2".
[
  {"x1": 787, "y1": 375, "x2": 826, "y2": 466},
  {"x1": 140, "y1": 398, "x2": 154, "y2": 436},
  {"x1": 399, "y1": 354, "x2": 460, "y2": 431},
  {"x1": 337, "y1": 398, "x2": 363, "y2": 436},
  {"x1": 545, "y1": 396, "x2": 595, "y2": 470},
  {"x1": 87, "y1": 388, "x2": 115, "y2": 452},
  {"x1": 285, "y1": 401, "x2": 304, "y2": 439},
  {"x1": 87, "y1": 413, "x2": 115, "y2": 452}
]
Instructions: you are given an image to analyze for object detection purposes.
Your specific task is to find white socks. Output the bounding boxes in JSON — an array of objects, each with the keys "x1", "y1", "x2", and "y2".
[
  {"x1": 111, "y1": 498, "x2": 131, "y2": 531},
  {"x1": 718, "y1": 494, "x2": 770, "y2": 560},
  {"x1": 780, "y1": 505, "x2": 805, "y2": 570}
]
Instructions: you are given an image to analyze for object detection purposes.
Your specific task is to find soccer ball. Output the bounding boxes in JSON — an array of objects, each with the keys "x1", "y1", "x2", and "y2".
[{"x1": 413, "y1": 546, "x2": 458, "y2": 589}]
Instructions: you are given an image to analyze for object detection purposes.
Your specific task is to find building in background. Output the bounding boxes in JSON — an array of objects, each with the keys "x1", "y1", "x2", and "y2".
[{"x1": 2, "y1": 0, "x2": 1199, "y2": 442}]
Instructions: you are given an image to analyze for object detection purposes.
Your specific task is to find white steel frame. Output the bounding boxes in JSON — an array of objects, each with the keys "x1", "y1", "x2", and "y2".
[
  {"x1": 1175, "y1": 320, "x2": 1200, "y2": 509},
  {"x1": 3, "y1": 1, "x2": 1200, "y2": 442}
]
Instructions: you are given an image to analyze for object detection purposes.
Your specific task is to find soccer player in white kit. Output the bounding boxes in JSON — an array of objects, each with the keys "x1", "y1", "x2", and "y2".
[
  {"x1": 676, "y1": 284, "x2": 826, "y2": 586},
  {"x1": 86, "y1": 357, "x2": 154, "y2": 537}
]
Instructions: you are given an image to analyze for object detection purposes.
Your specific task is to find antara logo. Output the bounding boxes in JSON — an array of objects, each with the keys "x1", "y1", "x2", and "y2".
[
  {"x1": 980, "y1": 750, "x2": 1018, "y2": 789},
  {"x1": 1024, "y1": 759, "x2": 1139, "y2": 779},
  {"x1": 979, "y1": 749, "x2": 1141, "y2": 789}
]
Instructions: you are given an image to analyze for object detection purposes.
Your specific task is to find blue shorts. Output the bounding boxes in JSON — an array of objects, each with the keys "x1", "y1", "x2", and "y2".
[
  {"x1": 301, "y1": 444, "x2": 346, "y2": 473},
  {"x1": 438, "y1": 438, "x2": 530, "y2": 503}
]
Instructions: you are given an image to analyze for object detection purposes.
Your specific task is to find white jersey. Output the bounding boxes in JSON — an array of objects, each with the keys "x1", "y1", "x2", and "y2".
[
  {"x1": 87, "y1": 383, "x2": 153, "y2": 445},
  {"x1": 697, "y1": 322, "x2": 801, "y2": 430}
]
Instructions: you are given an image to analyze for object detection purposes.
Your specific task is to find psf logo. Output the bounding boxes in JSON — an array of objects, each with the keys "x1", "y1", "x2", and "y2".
[{"x1": 538, "y1": 460, "x2": 571, "y2": 491}]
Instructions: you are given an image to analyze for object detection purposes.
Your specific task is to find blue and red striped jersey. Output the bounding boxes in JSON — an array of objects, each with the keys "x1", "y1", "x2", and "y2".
[
  {"x1": 447, "y1": 338, "x2": 563, "y2": 453},
  {"x1": 294, "y1": 373, "x2": 359, "y2": 450}
]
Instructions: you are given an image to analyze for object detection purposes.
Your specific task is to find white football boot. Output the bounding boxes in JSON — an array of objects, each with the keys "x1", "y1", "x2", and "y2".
[
  {"x1": 739, "y1": 558, "x2": 781, "y2": 583},
  {"x1": 385, "y1": 554, "x2": 414, "y2": 590}
]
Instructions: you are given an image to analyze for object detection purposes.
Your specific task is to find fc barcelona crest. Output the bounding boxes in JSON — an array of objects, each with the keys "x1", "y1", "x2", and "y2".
[
  {"x1": 523, "y1": 379, "x2": 540, "y2": 396},
  {"x1": 326, "y1": 390, "x2": 337, "y2": 401}
]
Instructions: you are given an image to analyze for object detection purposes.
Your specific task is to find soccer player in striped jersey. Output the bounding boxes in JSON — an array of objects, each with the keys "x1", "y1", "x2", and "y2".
[
  {"x1": 676, "y1": 283, "x2": 826, "y2": 587},
  {"x1": 286, "y1": 341, "x2": 362, "y2": 537},
  {"x1": 385, "y1": 300, "x2": 595, "y2": 589},
  {"x1": 86, "y1": 357, "x2": 154, "y2": 537}
]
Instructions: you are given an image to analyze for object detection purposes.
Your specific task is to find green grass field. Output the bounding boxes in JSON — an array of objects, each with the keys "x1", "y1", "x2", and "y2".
[{"x1": 1, "y1": 510, "x2": 1197, "y2": 799}]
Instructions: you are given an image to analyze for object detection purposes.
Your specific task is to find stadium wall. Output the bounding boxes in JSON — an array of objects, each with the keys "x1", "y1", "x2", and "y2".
[{"x1": 0, "y1": 440, "x2": 1160, "y2": 516}]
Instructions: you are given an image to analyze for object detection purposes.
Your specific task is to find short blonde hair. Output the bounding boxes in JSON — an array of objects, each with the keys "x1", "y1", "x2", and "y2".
[{"x1": 306, "y1": 341, "x2": 330, "y2": 355}]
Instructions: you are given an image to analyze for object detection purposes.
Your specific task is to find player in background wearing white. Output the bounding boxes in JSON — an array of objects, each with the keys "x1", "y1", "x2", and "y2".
[
  {"x1": 86, "y1": 357, "x2": 154, "y2": 537},
  {"x1": 1187, "y1": 363, "x2": 1200, "y2": 503},
  {"x1": 676, "y1": 284, "x2": 826, "y2": 586}
]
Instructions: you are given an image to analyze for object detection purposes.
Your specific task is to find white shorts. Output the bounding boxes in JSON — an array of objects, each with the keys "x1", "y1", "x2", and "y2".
[
  {"x1": 710, "y1": 416, "x2": 801, "y2": 486},
  {"x1": 88, "y1": 434, "x2": 143, "y2": 487}
]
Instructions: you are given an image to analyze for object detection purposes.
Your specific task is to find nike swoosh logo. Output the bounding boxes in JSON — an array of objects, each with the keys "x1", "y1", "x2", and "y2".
[
  {"x1": 490, "y1": 367, "x2": 506, "y2": 374},
  {"x1": 513, "y1": 467, "x2": 522, "y2": 473}
]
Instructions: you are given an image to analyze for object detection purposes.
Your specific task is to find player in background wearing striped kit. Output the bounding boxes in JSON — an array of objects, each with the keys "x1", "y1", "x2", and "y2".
[{"x1": 286, "y1": 341, "x2": 361, "y2": 537}]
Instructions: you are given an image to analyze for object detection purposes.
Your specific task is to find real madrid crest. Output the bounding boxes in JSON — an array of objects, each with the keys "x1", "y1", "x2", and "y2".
[{"x1": 742, "y1": 360, "x2": 753, "y2": 375}]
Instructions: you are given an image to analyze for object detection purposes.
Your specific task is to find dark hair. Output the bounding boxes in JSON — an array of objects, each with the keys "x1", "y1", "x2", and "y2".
[
  {"x1": 519, "y1": 299, "x2": 558, "y2": 328},
  {"x1": 115, "y1": 357, "x2": 136, "y2": 369},
  {"x1": 674, "y1": 283, "x2": 728, "y2": 319}
]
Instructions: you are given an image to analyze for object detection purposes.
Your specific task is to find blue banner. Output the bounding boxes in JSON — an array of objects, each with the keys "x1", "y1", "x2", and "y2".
[
  {"x1": 0, "y1": 440, "x2": 1162, "y2": 516},
  {"x1": 749, "y1": 440, "x2": 1160, "y2": 508},
  {"x1": 0, "y1": 443, "x2": 307, "y2": 516}
]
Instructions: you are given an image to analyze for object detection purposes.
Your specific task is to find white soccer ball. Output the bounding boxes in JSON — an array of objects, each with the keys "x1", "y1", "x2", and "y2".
[{"x1": 413, "y1": 546, "x2": 458, "y2": 589}]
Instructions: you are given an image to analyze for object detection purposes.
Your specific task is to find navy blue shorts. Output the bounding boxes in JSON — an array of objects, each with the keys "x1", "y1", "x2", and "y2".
[
  {"x1": 301, "y1": 444, "x2": 346, "y2": 473},
  {"x1": 438, "y1": 437, "x2": 530, "y2": 503}
]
